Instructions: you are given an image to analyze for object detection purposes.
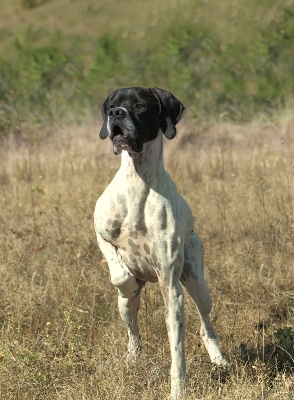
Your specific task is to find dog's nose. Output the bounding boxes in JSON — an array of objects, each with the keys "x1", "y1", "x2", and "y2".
[{"x1": 109, "y1": 107, "x2": 126, "y2": 118}]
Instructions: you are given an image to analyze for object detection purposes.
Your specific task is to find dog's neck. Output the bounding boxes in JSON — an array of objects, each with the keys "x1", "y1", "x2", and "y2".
[{"x1": 119, "y1": 132, "x2": 165, "y2": 187}]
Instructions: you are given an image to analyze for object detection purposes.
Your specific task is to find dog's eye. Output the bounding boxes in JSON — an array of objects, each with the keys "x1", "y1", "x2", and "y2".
[
  {"x1": 135, "y1": 103, "x2": 145, "y2": 110},
  {"x1": 109, "y1": 104, "x2": 115, "y2": 109}
]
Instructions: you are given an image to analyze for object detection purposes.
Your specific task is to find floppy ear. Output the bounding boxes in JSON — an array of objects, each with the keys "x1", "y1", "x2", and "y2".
[
  {"x1": 150, "y1": 88, "x2": 185, "y2": 139},
  {"x1": 99, "y1": 89, "x2": 118, "y2": 139}
]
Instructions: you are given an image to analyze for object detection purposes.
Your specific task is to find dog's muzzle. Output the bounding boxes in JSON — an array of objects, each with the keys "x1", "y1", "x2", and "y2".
[
  {"x1": 108, "y1": 107, "x2": 143, "y2": 155},
  {"x1": 111, "y1": 126, "x2": 143, "y2": 155}
]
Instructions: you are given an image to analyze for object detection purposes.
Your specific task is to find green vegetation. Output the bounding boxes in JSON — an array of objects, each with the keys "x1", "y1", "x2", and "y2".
[
  {"x1": 21, "y1": 0, "x2": 51, "y2": 9},
  {"x1": 0, "y1": 0, "x2": 293, "y2": 136}
]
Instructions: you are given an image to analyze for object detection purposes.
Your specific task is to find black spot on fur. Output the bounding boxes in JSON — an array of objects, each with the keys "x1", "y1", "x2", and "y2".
[
  {"x1": 160, "y1": 206, "x2": 168, "y2": 229},
  {"x1": 130, "y1": 231, "x2": 138, "y2": 240},
  {"x1": 152, "y1": 252, "x2": 158, "y2": 266},
  {"x1": 143, "y1": 243, "x2": 150, "y2": 255},
  {"x1": 128, "y1": 238, "x2": 141, "y2": 256},
  {"x1": 112, "y1": 227, "x2": 121, "y2": 239},
  {"x1": 129, "y1": 254, "x2": 137, "y2": 264},
  {"x1": 112, "y1": 219, "x2": 120, "y2": 228}
]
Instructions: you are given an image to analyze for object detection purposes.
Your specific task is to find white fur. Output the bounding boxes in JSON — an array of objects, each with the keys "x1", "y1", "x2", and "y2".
[{"x1": 94, "y1": 131, "x2": 228, "y2": 399}]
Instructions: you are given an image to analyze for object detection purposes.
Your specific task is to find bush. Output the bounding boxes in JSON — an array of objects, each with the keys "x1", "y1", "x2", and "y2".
[
  {"x1": 0, "y1": 4, "x2": 293, "y2": 137},
  {"x1": 133, "y1": 5, "x2": 294, "y2": 119},
  {"x1": 0, "y1": 42, "x2": 84, "y2": 136},
  {"x1": 21, "y1": 0, "x2": 51, "y2": 10}
]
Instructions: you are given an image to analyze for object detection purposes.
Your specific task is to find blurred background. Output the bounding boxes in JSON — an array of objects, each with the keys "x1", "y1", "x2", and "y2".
[
  {"x1": 0, "y1": 0, "x2": 293, "y2": 136},
  {"x1": 0, "y1": 2, "x2": 293, "y2": 398}
]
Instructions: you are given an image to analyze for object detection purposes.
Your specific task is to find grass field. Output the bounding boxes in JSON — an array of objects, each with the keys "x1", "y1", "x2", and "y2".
[
  {"x1": 0, "y1": 111, "x2": 293, "y2": 399},
  {"x1": 0, "y1": 0, "x2": 293, "y2": 398}
]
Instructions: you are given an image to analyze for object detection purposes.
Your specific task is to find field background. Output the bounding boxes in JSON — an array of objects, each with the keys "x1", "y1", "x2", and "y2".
[{"x1": 0, "y1": 1, "x2": 293, "y2": 399}]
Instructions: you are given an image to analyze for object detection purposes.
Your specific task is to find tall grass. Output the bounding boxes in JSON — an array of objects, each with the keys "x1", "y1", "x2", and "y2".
[{"x1": 0, "y1": 113, "x2": 293, "y2": 399}]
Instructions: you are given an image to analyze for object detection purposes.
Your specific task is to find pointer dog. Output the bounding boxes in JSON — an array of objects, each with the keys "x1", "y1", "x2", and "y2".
[{"x1": 94, "y1": 87, "x2": 228, "y2": 399}]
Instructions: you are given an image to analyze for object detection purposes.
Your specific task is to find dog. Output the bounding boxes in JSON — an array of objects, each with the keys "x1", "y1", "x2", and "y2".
[{"x1": 94, "y1": 87, "x2": 229, "y2": 399}]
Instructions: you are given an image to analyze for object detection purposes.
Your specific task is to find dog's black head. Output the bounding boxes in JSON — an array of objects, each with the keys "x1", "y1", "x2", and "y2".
[{"x1": 99, "y1": 87, "x2": 185, "y2": 155}]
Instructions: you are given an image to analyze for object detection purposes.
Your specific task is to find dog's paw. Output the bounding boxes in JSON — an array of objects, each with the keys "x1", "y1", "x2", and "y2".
[
  {"x1": 126, "y1": 346, "x2": 142, "y2": 364},
  {"x1": 218, "y1": 358, "x2": 230, "y2": 370},
  {"x1": 170, "y1": 377, "x2": 186, "y2": 400},
  {"x1": 211, "y1": 359, "x2": 230, "y2": 382}
]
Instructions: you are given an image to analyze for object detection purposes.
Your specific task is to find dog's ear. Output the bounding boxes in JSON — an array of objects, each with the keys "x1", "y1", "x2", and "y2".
[
  {"x1": 150, "y1": 88, "x2": 185, "y2": 139},
  {"x1": 99, "y1": 89, "x2": 118, "y2": 139}
]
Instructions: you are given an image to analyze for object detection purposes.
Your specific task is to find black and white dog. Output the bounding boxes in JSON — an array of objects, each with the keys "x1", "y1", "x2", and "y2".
[{"x1": 94, "y1": 87, "x2": 228, "y2": 399}]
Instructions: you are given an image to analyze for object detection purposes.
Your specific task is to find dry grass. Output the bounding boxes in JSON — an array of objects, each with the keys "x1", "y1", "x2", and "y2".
[{"x1": 0, "y1": 114, "x2": 293, "y2": 399}]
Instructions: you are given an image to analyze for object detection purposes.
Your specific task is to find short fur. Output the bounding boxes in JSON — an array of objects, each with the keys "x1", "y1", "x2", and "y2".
[{"x1": 94, "y1": 87, "x2": 228, "y2": 399}]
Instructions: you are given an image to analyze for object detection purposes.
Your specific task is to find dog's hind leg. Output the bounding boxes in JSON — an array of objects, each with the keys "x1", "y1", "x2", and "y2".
[
  {"x1": 181, "y1": 231, "x2": 229, "y2": 368},
  {"x1": 158, "y1": 262, "x2": 187, "y2": 400}
]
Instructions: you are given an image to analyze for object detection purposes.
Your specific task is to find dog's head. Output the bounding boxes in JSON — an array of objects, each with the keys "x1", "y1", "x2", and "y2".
[{"x1": 99, "y1": 87, "x2": 185, "y2": 155}]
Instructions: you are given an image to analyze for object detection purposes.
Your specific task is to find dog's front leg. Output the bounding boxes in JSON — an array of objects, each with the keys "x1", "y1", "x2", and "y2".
[
  {"x1": 97, "y1": 234, "x2": 143, "y2": 361},
  {"x1": 159, "y1": 272, "x2": 186, "y2": 399},
  {"x1": 118, "y1": 283, "x2": 145, "y2": 362}
]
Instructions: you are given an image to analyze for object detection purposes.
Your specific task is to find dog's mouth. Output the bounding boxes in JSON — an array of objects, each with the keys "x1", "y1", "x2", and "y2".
[{"x1": 111, "y1": 125, "x2": 143, "y2": 155}]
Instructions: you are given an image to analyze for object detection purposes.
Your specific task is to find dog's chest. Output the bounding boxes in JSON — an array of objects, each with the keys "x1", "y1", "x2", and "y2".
[
  {"x1": 94, "y1": 162, "x2": 193, "y2": 282},
  {"x1": 95, "y1": 185, "x2": 168, "y2": 244},
  {"x1": 95, "y1": 190, "x2": 163, "y2": 282}
]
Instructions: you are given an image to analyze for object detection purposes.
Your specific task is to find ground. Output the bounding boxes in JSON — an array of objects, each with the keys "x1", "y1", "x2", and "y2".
[{"x1": 0, "y1": 114, "x2": 293, "y2": 399}]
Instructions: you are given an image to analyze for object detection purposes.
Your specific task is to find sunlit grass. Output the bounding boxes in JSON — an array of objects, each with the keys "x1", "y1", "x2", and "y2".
[{"x1": 0, "y1": 113, "x2": 293, "y2": 398}]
